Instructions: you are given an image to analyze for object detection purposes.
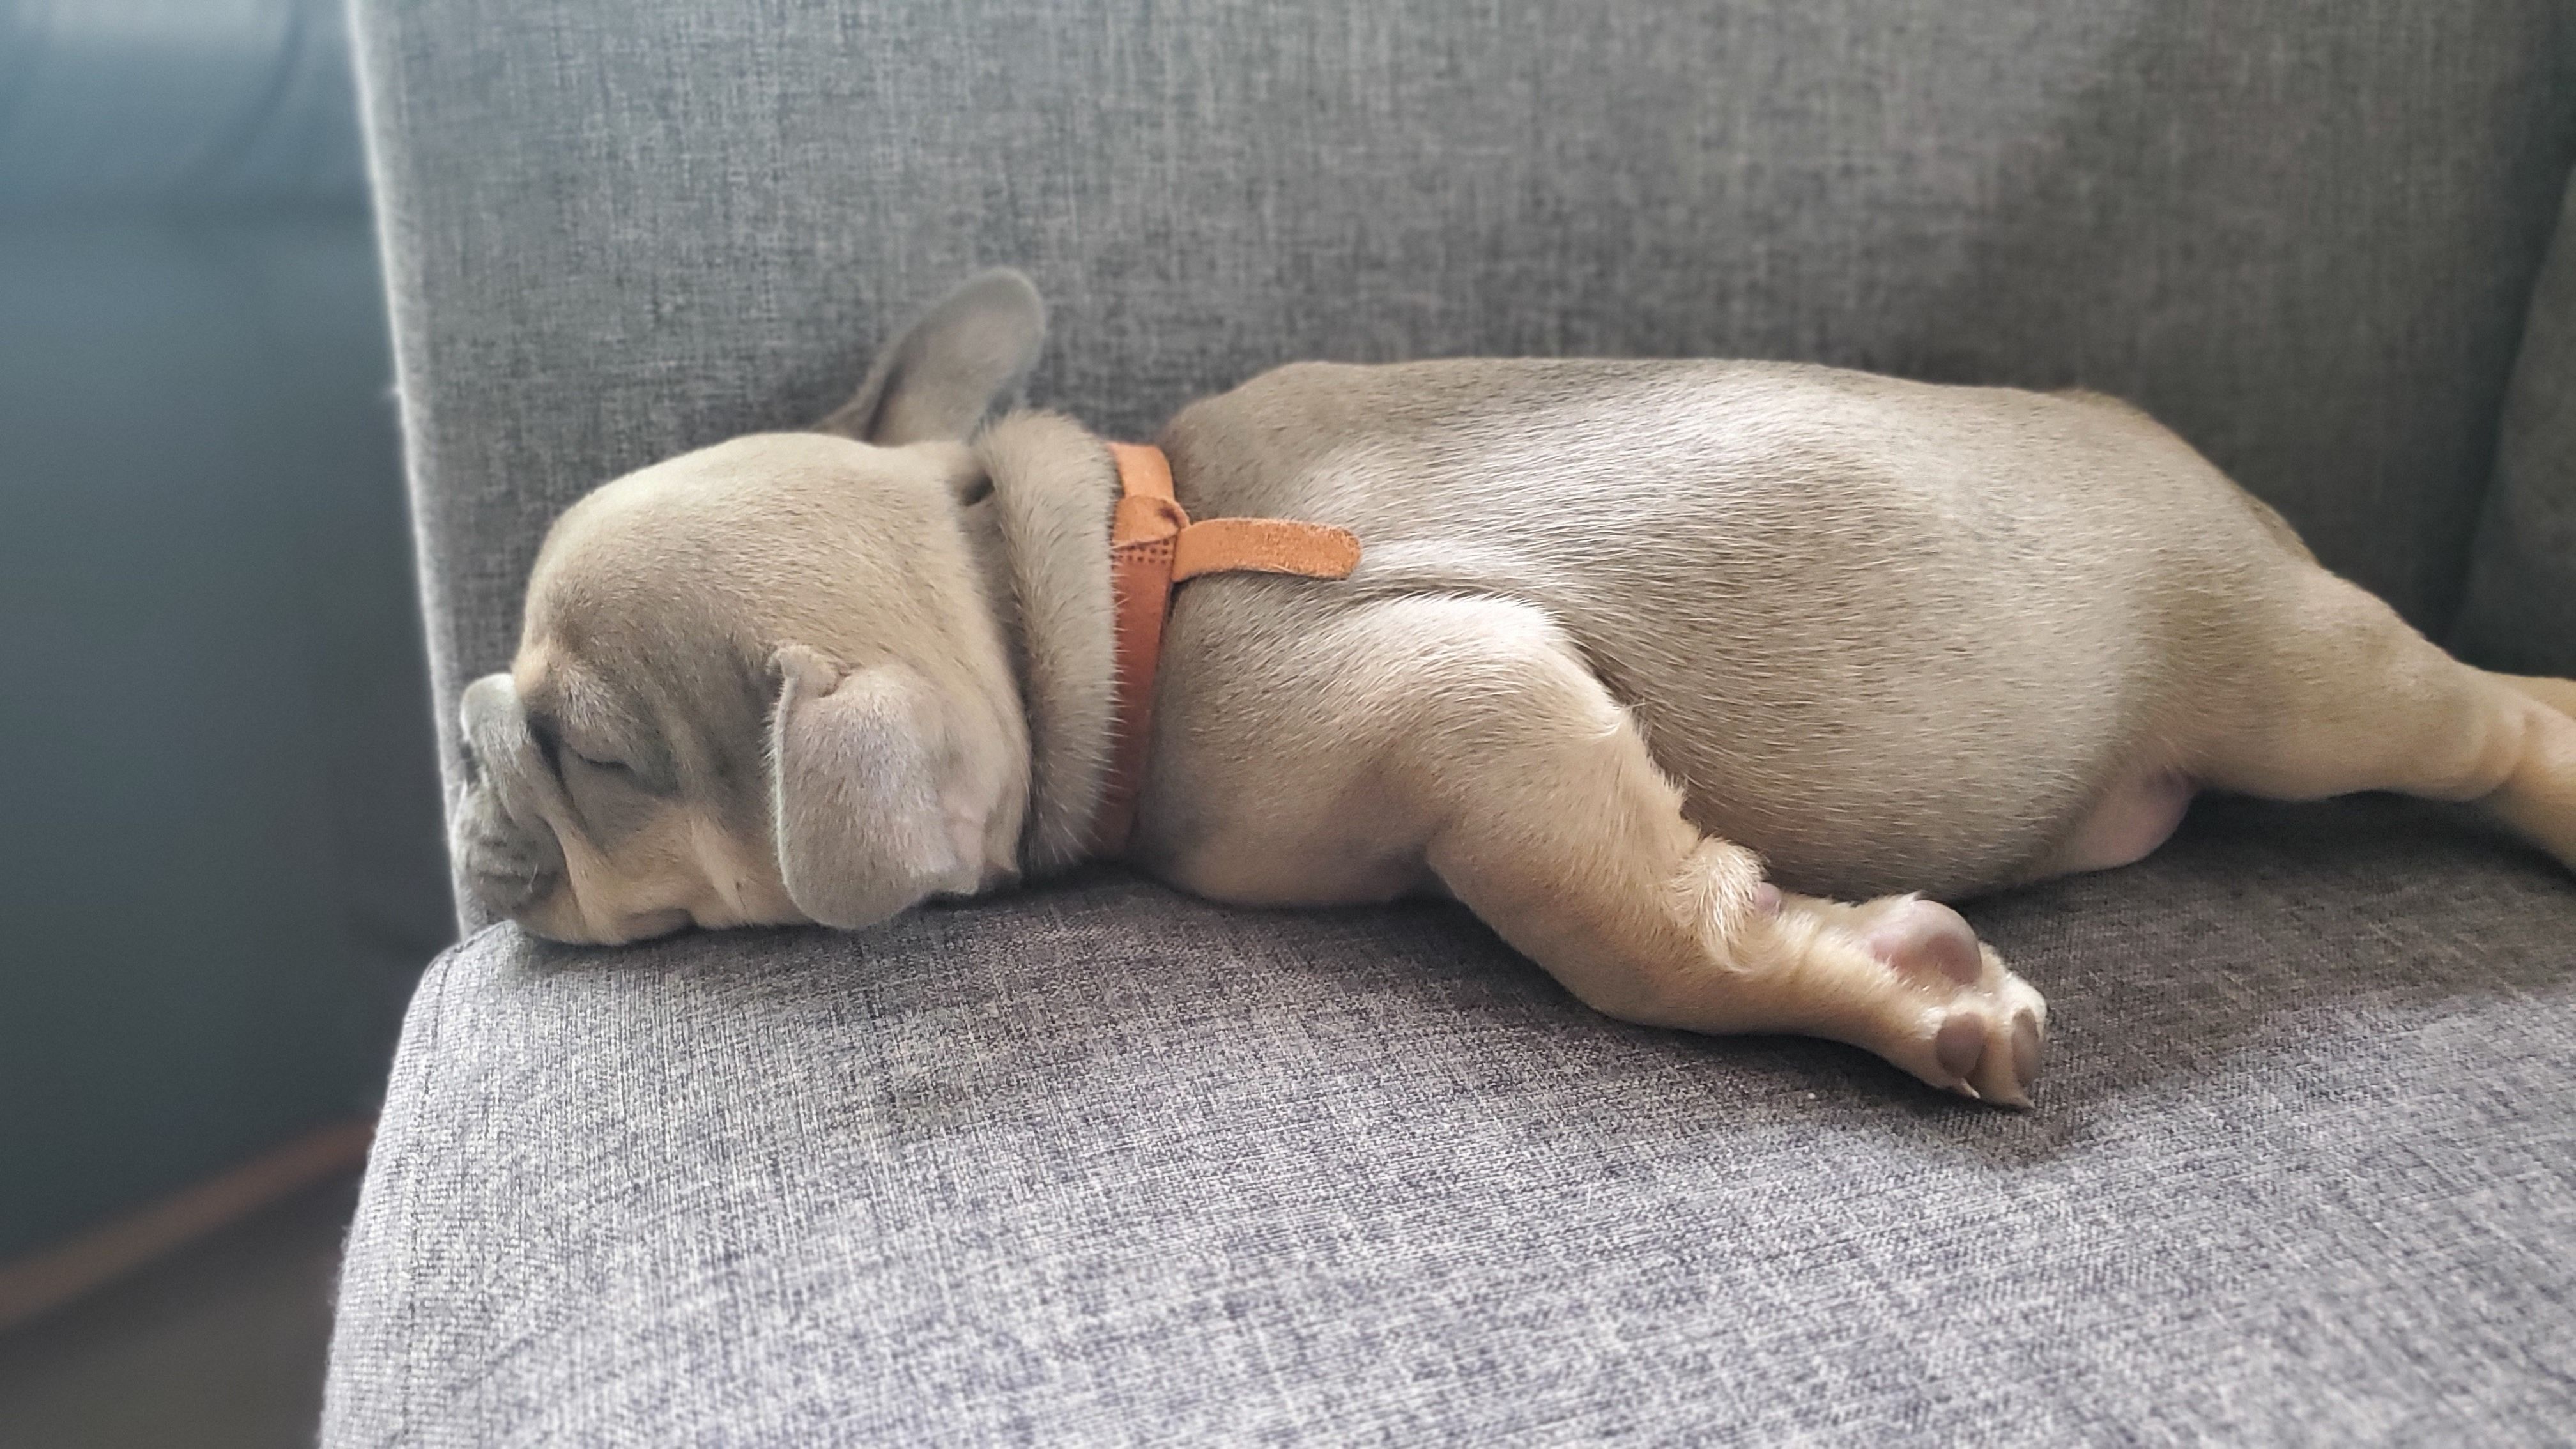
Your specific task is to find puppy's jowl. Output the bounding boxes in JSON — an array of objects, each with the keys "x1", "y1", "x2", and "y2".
[{"x1": 454, "y1": 270, "x2": 2576, "y2": 1108}]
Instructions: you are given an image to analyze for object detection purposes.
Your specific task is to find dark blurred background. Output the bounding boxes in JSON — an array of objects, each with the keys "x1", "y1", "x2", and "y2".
[{"x1": 0, "y1": 0, "x2": 452, "y2": 1441}]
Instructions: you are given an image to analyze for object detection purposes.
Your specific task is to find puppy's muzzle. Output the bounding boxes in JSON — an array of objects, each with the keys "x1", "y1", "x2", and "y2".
[{"x1": 452, "y1": 673, "x2": 567, "y2": 918}]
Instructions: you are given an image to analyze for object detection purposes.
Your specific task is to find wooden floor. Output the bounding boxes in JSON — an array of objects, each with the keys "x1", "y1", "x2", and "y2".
[{"x1": 0, "y1": 1172, "x2": 359, "y2": 1448}]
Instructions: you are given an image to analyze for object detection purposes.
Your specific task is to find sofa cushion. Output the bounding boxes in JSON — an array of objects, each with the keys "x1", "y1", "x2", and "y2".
[
  {"x1": 324, "y1": 795, "x2": 2576, "y2": 1445},
  {"x1": 2456, "y1": 172, "x2": 2576, "y2": 678}
]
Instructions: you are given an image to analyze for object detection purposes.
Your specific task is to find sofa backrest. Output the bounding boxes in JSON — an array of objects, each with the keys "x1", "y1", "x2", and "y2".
[{"x1": 356, "y1": 0, "x2": 2574, "y2": 834}]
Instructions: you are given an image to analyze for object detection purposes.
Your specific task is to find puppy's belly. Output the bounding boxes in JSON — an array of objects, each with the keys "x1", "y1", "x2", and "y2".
[
  {"x1": 2043, "y1": 769, "x2": 2196, "y2": 877},
  {"x1": 1158, "y1": 749, "x2": 2189, "y2": 910},
  {"x1": 1671, "y1": 750, "x2": 2179, "y2": 901}
]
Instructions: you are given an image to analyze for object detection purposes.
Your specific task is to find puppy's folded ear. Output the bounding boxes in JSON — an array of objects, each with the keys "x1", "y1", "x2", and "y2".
[
  {"x1": 819, "y1": 268, "x2": 1046, "y2": 446},
  {"x1": 769, "y1": 645, "x2": 988, "y2": 930}
]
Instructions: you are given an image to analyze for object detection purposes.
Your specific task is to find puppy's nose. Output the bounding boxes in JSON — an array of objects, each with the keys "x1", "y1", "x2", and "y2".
[{"x1": 451, "y1": 671, "x2": 567, "y2": 917}]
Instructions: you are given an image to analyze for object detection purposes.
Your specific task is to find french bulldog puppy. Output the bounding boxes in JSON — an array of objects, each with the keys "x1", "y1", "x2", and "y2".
[{"x1": 454, "y1": 269, "x2": 2576, "y2": 1107}]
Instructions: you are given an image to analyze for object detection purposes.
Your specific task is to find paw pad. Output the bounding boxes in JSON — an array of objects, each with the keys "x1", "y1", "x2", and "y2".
[
  {"x1": 1935, "y1": 1013, "x2": 1988, "y2": 1078},
  {"x1": 1864, "y1": 898, "x2": 1983, "y2": 985}
]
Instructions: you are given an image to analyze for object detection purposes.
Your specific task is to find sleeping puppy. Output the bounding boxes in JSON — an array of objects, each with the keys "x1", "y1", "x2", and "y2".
[{"x1": 454, "y1": 269, "x2": 2576, "y2": 1107}]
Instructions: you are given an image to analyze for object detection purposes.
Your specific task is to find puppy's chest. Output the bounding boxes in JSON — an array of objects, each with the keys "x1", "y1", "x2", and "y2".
[
  {"x1": 1124, "y1": 586, "x2": 1443, "y2": 909},
  {"x1": 1130, "y1": 700, "x2": 1438, "y2": 910}
]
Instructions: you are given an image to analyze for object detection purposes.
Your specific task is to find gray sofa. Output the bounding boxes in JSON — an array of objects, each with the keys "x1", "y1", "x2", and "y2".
[{"x1": 330, "y1": 3, "x2": 2576, "y2": 1442}]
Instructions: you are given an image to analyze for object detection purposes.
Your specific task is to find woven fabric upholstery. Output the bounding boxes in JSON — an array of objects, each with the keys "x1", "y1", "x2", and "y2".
[
  {"x1": 325, "y1": 799, "x2": 2576, "y2": 1445},
  {"x1": 342, "y1": 1, "x2": 2576, "y2": 1442}
]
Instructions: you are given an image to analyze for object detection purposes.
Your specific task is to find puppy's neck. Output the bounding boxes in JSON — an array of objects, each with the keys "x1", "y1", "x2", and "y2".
[{"x1": 963, "y1": 411, "x2": 1123, "y2": 876}]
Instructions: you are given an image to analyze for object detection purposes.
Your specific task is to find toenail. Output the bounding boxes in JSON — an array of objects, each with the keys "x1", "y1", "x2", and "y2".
[{"x1": 1753, "y1": 883, "x2": 1782, "y2": 916}]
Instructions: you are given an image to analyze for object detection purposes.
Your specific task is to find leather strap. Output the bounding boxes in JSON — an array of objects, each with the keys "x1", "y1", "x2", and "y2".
[{"x1": 1093, "y1": 441, "x2": 1360, "y2": 856}]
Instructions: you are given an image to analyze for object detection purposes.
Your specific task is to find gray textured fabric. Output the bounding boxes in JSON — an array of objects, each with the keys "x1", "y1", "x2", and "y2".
[
  {"x1": 325, "y1": 797, "x2": 2576, "y2": 1445},
  {"x1": 2456, "y1": 172, "x2": 2576, "y2": 678},
  {"x1": 354, "y1": 1, "x2": 2576, "y2": 907},
  {"x1": 345, "y1": 3, "x2": 2576, "y2": 1439}
]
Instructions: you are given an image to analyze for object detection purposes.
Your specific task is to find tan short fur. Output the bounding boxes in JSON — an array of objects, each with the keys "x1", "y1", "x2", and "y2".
[{"x1": 452, "y1": 270, "x2": 2576, "y2": 1108}]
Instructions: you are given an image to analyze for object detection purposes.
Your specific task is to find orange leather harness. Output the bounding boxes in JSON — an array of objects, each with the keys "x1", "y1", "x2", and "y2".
[{"x1": 1093, "y1": 441, "x2": 1361, "y2": 856}]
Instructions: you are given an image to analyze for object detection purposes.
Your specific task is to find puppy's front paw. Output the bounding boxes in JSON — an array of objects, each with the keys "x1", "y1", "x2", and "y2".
[{"x1": 1846, "y1": 896, "x2": 2048, "y2": 1108}]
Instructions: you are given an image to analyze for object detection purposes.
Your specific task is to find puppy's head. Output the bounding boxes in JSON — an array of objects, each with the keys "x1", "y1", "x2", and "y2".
[{"x1": 452, "y1": 270, "x2": 1048, "y2": 943}]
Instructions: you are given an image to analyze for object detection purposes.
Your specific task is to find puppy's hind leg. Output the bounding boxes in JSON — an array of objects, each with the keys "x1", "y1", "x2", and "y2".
[
  {"x1": 2481, "y1": 675, "x2": 2576, "y2": 867},
  {"x1": 2195, "y1": 571, "x2": 2576, "y2": 871},
  {"x1": 1365, "y1": 597, "x2": 2048, "y2": 1106},
  {"x1": 2497, "y1": 673, "x2": 2576, "y2": 722}
]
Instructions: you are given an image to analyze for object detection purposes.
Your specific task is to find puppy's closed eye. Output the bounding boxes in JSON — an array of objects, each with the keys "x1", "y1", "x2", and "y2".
[
  {"x1": 564, "y1": 741, "x2": 685, "y2": 802},
  {"x1": 529, "y1": 712, "x2": 641, "y2": 786},
  {"x1": 564, "y1": 745, "x2": 629, "y2": 776},
  {"x1": 530, "y1": 719, "x2": 665, "y2": 843}
]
